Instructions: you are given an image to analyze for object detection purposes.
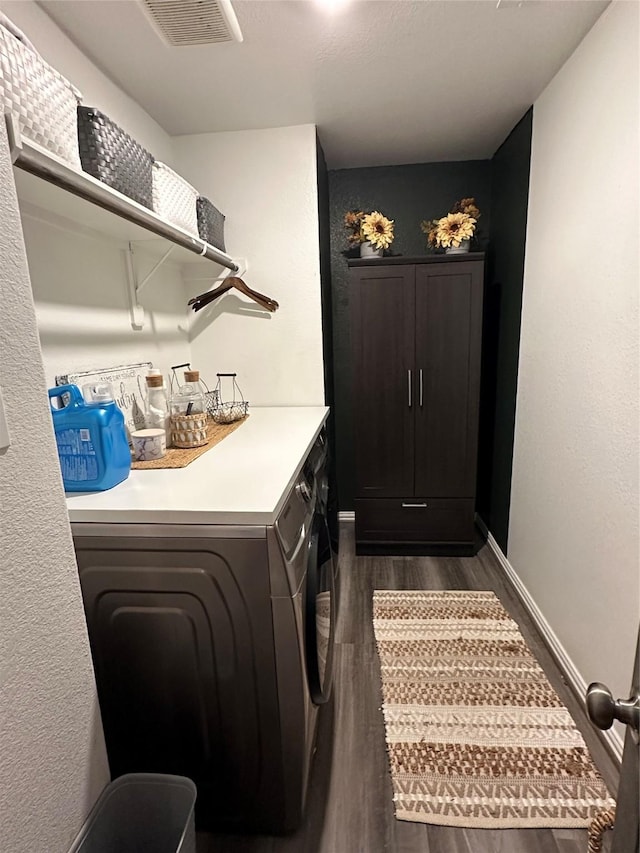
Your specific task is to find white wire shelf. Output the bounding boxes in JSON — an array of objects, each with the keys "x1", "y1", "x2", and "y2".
[{"x1": 7, "y1": 114, "x2": 238, "y2": 271}]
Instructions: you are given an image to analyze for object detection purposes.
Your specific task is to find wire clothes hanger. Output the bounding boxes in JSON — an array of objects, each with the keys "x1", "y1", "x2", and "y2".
[{"x1": 189, "y1": 276, "x2": 279, "y2": 313}]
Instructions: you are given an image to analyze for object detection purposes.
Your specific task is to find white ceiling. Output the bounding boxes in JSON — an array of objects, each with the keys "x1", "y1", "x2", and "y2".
[{"x1": 39, "y1": 0, "x2": 608, "y2": 169}]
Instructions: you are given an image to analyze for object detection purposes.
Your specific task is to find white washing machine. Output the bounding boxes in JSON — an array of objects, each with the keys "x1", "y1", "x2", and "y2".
[{"x1": 72, "y1": 455, "x2": 336, "y2": 835}]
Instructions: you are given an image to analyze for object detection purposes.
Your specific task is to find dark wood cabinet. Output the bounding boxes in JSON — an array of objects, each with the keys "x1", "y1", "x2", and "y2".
[{"x1": 349, "y1": 254, "x2": 484, "y2": 552}]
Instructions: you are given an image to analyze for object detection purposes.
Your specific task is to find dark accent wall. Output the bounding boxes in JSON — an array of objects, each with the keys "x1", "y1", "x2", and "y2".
[
  {"x1": 477, "y1": 109, "x2": 533, "y2": 552},
  {"x1": 328, "y1": 161, "x2": 492, "y2": 511},
  {"x1": 317, "y1": 138, "x2": 334, "y2": 410},
  {"x1": 316, "y1": 137, "x2": 339, "y2": 550}
]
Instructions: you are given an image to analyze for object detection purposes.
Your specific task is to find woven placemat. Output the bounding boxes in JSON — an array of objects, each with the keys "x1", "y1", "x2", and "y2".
[{"x1": 131, "y1": 416, "x2": 248, "y2": 470}]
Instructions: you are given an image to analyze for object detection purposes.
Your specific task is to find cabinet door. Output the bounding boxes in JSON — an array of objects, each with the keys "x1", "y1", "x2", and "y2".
[
  {"x1": 351, "y1": 265, "x2": 415, "y2": 497},
  {"x1": 414, "y1": 261, "x2": 483, "y2": 497}
]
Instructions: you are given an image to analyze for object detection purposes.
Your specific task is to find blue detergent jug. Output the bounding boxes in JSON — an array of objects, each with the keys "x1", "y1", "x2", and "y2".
[{"x1": 48, "y1": 383, "x2": 131, "y2": 492}]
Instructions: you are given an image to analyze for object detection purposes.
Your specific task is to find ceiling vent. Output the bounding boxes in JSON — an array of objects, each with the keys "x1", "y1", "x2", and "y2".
[{"x1": 140, "y1": 0, "x2": 243, "y2": 46}]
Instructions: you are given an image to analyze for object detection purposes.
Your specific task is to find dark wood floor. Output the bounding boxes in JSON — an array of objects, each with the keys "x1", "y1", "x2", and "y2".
[{"x1": 198, "y1": 522, "x2": 619, "y2": 853}]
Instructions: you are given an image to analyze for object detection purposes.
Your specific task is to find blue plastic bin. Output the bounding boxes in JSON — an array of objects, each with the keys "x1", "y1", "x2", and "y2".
[{"x1": 67, "y1": 774, "x2": 196, "y2": 853}]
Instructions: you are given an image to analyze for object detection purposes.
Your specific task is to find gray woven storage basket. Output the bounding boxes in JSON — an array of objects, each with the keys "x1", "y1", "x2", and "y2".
[
  {"x1": 196, "y1": 196, "x2": 226, "y2": 252},
  {"x1": 77, "y1": 106, "x2": 154, "y2": 209}
]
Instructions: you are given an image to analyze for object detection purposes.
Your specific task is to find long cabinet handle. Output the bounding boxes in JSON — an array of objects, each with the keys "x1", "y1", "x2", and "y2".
[
  {"x1": 402, "y1": 502, "x2": 428, "y2": 508},
  {"x1": 407, "y1": 369, "x2": 412, "y2": 408},
  {"x1": 419, "y1": 368, "x2": 424, "y2": 408}
]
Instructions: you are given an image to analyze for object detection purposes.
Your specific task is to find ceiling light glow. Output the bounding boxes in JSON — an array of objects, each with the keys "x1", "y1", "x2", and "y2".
[{"x1": 314, "y1": 0, "x2": 352, "y2": 14}]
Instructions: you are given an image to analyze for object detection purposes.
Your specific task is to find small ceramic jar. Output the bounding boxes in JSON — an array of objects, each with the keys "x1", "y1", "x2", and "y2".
[{"x1": 131, "y1": 428, "x2": 166, "y2": 461}]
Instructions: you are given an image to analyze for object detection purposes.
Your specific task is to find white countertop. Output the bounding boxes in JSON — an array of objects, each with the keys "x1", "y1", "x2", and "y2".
[{"x1": 66, "y1": 406, "x2": 329, "y2": 526}]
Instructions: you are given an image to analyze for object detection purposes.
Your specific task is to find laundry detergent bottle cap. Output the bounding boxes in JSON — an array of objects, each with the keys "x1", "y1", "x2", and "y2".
[
  {"x1": 48, "y1": 383, "x2": 131, "y2": 492},
  {"x1": 83, "y1": 381, "x2": 115, "y2": 403}
]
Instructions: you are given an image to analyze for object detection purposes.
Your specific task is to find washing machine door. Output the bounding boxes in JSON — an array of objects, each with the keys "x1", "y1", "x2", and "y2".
[{"x1": 304, "y1": 512, "x2": 335, "y2": 705}]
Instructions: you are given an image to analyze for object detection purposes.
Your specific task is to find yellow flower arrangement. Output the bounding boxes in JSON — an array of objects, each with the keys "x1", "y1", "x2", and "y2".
[
  {"x1": 344, "y1": 209, "x2": 394, "y2": 251},
  {"x1": 344, "y1": 210, "x2": 365, "y2": 245},
  {"x1": 451, "y1": 197, "x2": 481, "y2": 220},
  {"x1": 420, "y1": 218, "x2": 440, "y2": 249},
  {"x1": 420, "y1": 197, "x2": 481, "y2": 250},
  {"x1": 435, "y1": 212, "x2": 476, "y2": 248},
  {"x1": 361, "y1": 211, "x2": 394, "y2": 250}
]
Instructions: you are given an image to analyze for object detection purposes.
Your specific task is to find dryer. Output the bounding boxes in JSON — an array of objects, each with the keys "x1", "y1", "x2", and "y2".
[
  {"x1": 304, "y1": 426, "x2": 339, "y2": 609},
  {"x1": 267, "y1": 469, "x2": 335, "y2": 829},
  {"x1": 73, "y1": 456, "x2": 335, "y2": 835}
]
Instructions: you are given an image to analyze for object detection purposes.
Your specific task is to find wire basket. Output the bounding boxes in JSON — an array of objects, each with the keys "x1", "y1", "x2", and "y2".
[
  {"x1": 210, "y1": 374, "x2": 249, "y2": 424},
  {"x1": 204, "y1": 389, "x2": 220, "y2": 419}
]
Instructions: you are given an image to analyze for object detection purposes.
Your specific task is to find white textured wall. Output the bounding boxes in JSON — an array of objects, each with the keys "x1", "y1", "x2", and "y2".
[
  {"x1": 173, "y1": 125, "x2": 325, "y2": 405},
  {"x1": 3, "y1": 5, "x2": 324, "y2": 404},
  {"x1": 0, "y1": 6, "x2": 189, "y2": 849},
  {"x1": 509, "y1": 0, "x2": 639, "y2": 737},
  {"x1": 0, "y1": 125, "x2": 109, "y2": 853},
  {"x1": 23, "y1": 212, "x2": 192, "y2": 388}
]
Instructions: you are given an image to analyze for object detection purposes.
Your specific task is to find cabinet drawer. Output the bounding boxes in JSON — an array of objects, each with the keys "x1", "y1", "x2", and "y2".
[{"x1": 355, "y1": 498, "x2": 475, "y2": 544}]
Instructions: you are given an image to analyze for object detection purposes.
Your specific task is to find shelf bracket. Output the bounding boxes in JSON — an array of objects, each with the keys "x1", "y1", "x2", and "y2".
[
  {"x1": 124, "y1": 243, "x2": 145, "y2": 330},
  {"x1": 5, "y1": 112, "x2": 22, "y2": 164},
  {"x1": 135, "y1": 243, "x2": 175, "y2": 295},
  {"x1": 124, "y1": 241, "x2": 180, "y2": 329}
]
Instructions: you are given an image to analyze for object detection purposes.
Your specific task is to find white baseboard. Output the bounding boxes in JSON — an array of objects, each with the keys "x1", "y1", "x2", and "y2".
[
  {"x1": 482, "y1": 526, "x2": 623, "y2": 763},
  {"x1": 475, "y1": 513, "x2": 489, "y2": 539},
  {"x1": 338, "y1": 511, "x2": 355, "y2": 522}
]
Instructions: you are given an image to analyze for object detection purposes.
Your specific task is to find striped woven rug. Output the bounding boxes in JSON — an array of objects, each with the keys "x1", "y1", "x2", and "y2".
[{"x1": 372, "y1": 590, "x2": 615, "y2": 834}]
